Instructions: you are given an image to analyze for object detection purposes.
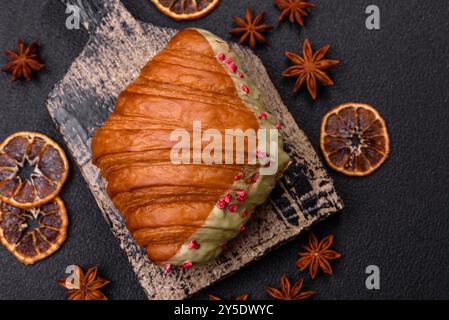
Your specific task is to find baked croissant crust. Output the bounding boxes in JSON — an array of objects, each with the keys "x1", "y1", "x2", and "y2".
[{"x1": 92, "y1": 28, "x2": 290, "y2": 268}]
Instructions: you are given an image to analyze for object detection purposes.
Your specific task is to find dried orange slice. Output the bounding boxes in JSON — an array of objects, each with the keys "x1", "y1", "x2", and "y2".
[
  {"x1": 320, "y1": 103, "x2": 390, "y2": 176},
  {"x1": 0, "y1": 197, "x2": 68, "y2": 264},
  {"x1": 151, "y1": 0, "x2": 220, "y2": 21},
  {"x1": 0, "y1": 132, "x2": 69, "y2": 209}
]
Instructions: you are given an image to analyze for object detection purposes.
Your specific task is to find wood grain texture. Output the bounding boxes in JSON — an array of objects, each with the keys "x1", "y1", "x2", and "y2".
[{"x1": 47, "y1": 0, "x2": 343, "y2": 299}]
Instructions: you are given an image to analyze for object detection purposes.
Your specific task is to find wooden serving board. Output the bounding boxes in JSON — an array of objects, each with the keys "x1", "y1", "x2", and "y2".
[{"x1": 46, "y1": 0, "x2": 343, "y2": 299}]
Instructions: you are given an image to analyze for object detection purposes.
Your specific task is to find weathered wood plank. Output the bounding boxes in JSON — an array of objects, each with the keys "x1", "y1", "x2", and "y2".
[{"x1": 46, "y1": 0, "x2": 343, "y2": 299}]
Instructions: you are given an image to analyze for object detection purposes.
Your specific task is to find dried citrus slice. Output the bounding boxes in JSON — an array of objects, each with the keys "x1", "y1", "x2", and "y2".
[
  {"x1": 0, "y1": 197, "x2": 68, "y2": 264},
  {"x1": 320, "y1": 103, "x2": 390, "y2": 176},
  {"x1": 0, "y1": 132, "x2": 69, "y2": 208},
  {"x1": 151, "y1": 0, "x2": 220, "y2": 21}
]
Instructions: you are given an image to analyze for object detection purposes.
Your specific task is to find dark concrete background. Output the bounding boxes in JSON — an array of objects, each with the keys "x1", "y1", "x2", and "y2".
[{"x1": 0, "y1": 0, "x2": 448, "y2": 300}]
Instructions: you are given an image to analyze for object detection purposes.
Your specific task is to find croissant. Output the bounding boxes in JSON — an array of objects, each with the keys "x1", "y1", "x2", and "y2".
[{"x1": 92, "y1": 29, "x2": 290, "y2": 268}]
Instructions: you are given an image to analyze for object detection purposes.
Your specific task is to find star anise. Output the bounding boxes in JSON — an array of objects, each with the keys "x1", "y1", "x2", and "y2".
[
  {"x1": 229, "y1": 7, "x2": 273, "y2": 49},
  {"x1": 296, "y1": 233, "x2": 342, "y2": 279},
  {"x1": 58, "y1": 266, "x2": 110, "y2": 300},
  {"x1": 266, "y1": 274, "x2": 315, "y2": 300},
  {"x1": 282, "y1": 39, "x2": 339, "y2": 100},
  {"x1": 209, "y1": 294, "x2": 249, "y2": 300},
  {"x1": 275, "y1": 0, "x2": 315, "y2": 27},
  {"x1": 1, "y1": 39, "x2": 44, "y2": 81}
]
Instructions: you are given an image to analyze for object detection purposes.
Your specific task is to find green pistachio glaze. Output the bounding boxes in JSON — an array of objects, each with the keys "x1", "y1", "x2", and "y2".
[{"x1": 165, "y1": 29, "x2": 290, "y2": 266}]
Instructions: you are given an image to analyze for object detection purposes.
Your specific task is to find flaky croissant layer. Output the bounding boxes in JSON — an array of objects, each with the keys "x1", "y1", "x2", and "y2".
[{"x1": 92, "y1": 28, "x2": 290, "y2": 268}]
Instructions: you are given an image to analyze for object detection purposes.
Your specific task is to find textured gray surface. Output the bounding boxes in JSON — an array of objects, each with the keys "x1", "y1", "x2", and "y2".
[{"x1": 0, "y1": 0, "x2": 448, "y2": 300}]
